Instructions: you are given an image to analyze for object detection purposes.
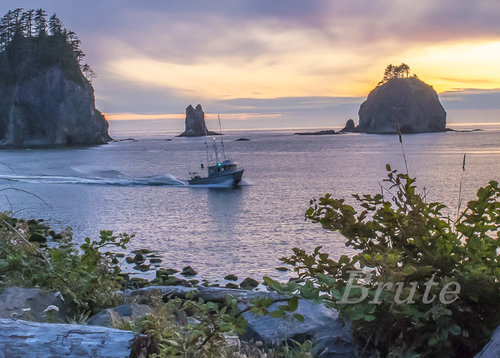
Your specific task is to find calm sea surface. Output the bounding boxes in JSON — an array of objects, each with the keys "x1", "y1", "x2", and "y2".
[{"x1": 0, "y1": 126, "x2": 499, "y2": 282}]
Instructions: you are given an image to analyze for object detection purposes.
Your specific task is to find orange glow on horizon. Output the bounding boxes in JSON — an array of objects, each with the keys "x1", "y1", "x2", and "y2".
[{"x1": 105, "y1": 112, "x2": 283, "y2": 121}]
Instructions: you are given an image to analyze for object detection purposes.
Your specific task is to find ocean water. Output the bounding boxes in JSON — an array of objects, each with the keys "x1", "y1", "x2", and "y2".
[{"x1": 0, "y1": 126, "x2": 499, "y2": 282}]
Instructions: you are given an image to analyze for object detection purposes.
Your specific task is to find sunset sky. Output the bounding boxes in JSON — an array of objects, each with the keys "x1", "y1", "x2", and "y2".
[{"x1": 2, "y1": 0, "x2": 500, "y2": 131}]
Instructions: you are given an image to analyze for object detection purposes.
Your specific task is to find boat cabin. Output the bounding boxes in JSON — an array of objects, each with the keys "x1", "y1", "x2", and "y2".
[{"x1": 208, "y1": 160, "x2": 237, "y2": 176}]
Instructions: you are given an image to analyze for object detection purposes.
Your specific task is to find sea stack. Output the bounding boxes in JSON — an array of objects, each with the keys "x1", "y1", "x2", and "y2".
[
  {"x1": 0, "y1": 68, "x2": 111, "y2": 146},
  {"x1": 340, "y1": 119, "x2": 356, "y2": 133},
  {"x1": 178, "y1": 104, "x2": 218, "y2": 137},
  {"x1": 0, "y1": 12, "x2": 111, "y2": 147},
  {"x1": 356, "y1": 77, "x2": 446, "y2": 133}
]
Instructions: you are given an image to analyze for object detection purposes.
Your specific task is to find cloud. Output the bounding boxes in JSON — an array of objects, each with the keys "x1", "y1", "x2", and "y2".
[{"x1": 441, "y1": 89, "x2": 500, "y2": 110}]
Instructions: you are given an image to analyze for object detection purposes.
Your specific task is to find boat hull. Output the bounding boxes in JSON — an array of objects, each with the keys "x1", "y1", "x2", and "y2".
[{"x1": 188, "y1": 169, "x2": 244, "y2": 186}]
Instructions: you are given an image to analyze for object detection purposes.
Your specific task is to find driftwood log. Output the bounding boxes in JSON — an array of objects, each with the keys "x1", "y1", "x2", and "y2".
[{"x1": 0, "y1": 318, "x2": 135, "y2": 357}]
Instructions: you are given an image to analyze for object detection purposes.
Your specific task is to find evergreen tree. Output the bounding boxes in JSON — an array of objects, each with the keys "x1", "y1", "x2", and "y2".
[
  {"x1": 0, "y1": 8, "x2": 96, "y2": 82},
  {"x1": 48, "y1": 13, "x2": 63, "y2": 36},
  {"x1": 11, "y1": 8, "x2": 23, "y2": 36},
  {"x1": 34, "y1": 8, "x2": 47, "y2": 36},
  {"x1": 1, "y1": 10, "x2": 15, "y2": 44},
  {"x1": 66, "y1": 30, "x2": 84, "y2": 62},
  {"x1": 378, "y1": 63, "x2": 413, "y2": 86},
  {"x1": 20, "y1": 9, "x2": 35, "y2": 37}
]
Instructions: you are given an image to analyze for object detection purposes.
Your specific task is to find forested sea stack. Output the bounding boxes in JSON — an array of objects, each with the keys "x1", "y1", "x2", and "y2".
[
  {"x1": 354, "y1": 64, "x2": 446, "y2": 134},
  {"x1": 0, "y1": 9, "x2": 111, "y2": 146}
]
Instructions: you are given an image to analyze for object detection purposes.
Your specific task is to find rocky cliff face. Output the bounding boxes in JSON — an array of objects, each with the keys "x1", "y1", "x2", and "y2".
[
  {"x1": 178, "y1": 104, "x2": 217, "y2": 137},
  {"x1": 0, "y1": 67, "x2": 110, "y2": 146},
  {"x1": 356, "y1": 77, "x2": 446, "y2": 133},
  {"x1": 0, "y1": 35, "x2": 111, "y2": 147}
]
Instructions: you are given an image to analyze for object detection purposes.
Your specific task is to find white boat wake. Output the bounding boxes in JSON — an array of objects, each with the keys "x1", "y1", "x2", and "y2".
[{"x1": 0, "y1": 173, "x2": 186, "y2": 187}]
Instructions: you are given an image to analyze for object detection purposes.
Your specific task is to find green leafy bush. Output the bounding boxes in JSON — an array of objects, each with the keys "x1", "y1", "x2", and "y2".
[
  {"x1": 0, "y1": 213, "x2": 132, "y2": 315},
  {"x1": 128, "y1": 293, "x2": 247, "y2": 358},
  {"x1": 264, "y1": 167, "x2": 499, "y2": 357}
]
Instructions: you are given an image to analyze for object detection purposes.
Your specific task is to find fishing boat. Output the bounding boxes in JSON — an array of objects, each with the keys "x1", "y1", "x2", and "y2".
[{"x1": 188, "y1": 116, "x2": 244, "y2": 186}]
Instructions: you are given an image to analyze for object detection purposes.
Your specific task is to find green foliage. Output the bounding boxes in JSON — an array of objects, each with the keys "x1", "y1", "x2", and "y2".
[
  {"x1": 129, "y1": 292, "x2": 315, "y2": 358},
  {"x1": 0, "y1": 213, "x2": 132, "y2": 315},
  {"x1": 265, "y1": 167, "x2": 499, "y2": 357},
  {"x1": 0, "y1": 8, "x2": 94, "y2": 85},
  {"x1": 129, "y1": 293, "x2": 247, "y2": 358},
  {"x1": 378, "y1": 63, "x2": 412, "y2": 86}
]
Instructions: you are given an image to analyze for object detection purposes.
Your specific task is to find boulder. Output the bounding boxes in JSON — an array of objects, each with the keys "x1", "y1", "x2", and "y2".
[
  {"x1": 356, "y1": 77, "x2": 446, "y2": 133},
  {"x1": 240, "y1": 277, "x2": 259, "y2": 290},
  {"x1": 475, "y1": 326, "x2": 500, "y2": 358},
  {"x1": 0, "y1": 318, "x2": 135, "y2": 358},
  {"x1": 242, "y1": 299, "x2": 357, "y2": 357},
  {"x1": 0, "y1": 287, "x2": 67, "y2": 323},
  {"x1": 181, "y1": 266, "x2": 197, "y2": 276},
  {"x1": 87, "y1": 303, "x2": 153, "y2": 328},
  {"x1": 178, "y1": 104, "x2": 218, "y2": 137}
]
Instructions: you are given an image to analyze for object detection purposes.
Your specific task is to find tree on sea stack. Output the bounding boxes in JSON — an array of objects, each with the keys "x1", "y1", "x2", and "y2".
[{"x1": 378, "y1": 63, "x2": 411, "y2": 85}]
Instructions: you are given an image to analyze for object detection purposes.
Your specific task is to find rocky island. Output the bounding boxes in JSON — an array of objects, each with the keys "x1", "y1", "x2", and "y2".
[
  {"x1": 0, "y1": 9, "x2": 111, "y2": 147},
  {"x1": 343, "y1": 64, "x2": 447, "y2": 134},
  {"x1": 178, "y1": 104, "x2": 219, "y2": 137}
]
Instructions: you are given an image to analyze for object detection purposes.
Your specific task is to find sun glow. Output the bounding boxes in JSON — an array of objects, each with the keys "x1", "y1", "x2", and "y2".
[
  {"x1": 106, "y1": 38, "x2": 500, "y2": 105},
  {"x1": 406, "y1": 40, "x2": 500, "y2": 93}
]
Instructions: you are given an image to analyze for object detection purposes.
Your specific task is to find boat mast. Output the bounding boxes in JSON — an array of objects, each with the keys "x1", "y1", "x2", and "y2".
[
  {"x1": 218, "y1": 114, "x2": 226, "y2": 160},
  {"x1": 204, "y1": 121, "x2": 209, "y2": 168}
]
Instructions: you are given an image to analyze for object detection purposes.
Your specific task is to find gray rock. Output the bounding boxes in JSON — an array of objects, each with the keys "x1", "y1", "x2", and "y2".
[
  {"x1": 133, "y1": 253, "x2": 145, "y2": 263},
  {"x1": 0, "y1": 287, "x2": 67, "y2": 323},
  {"x1": 475, "y1": 326, "x2": 500, "y2": 358},
  {"x1": 124, "y1": 285, "x2": 196, "y2": 303},
  {"x1": 178, "y1": 104, "x2": 218, "y2": 137},
  {"x1": 225, "y1": 283, "x2": 240, "y2": 289},
  {"x1": 0, "y1": 318, "x2": 135, "y2": 358},
  {"x1": 294, "y1": 130, "x2": 337, "y2": 136},
  {"x1": 0, "y1": 66, "x2": 111, "y2": 147},
  {"x1": 87, "y1": 303, "x2": 153, "y2": 328},
  {"x1": 357, "y1": 77, "x2": 446, "y2": 133},
  {"x1": 240, "y1": 277, "x2": 259, "y2": 290},
  {"x1": 124, "y1": 285, "x2": 284, "y2": 305},
  {"x1": 181, "y1": 265, "x2": 197, "y2": 276},
  {"x1": 340, "y1": 119, "x2": 356, "y2": 133},
  {"x1": 242, "y1": 299, "x2": 357, "y2": 357}
]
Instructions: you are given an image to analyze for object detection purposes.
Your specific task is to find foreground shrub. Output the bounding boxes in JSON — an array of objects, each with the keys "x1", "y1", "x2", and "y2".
[
  {"x1": 0, "y1": 214, "x2": 132, "y2": 315},
  {"x1": 128, "y1": 293, "x2": 247, "y2": 358},
  {"x1": 264, "y1": 167, "x2": 499, "y2": 357}
]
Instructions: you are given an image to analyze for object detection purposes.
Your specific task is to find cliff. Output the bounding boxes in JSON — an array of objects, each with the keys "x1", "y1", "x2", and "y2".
[
  {"x1": 178, "y1": 104, "x2": 218, "y2": 137},
  {"x1": 0, "y1": 21, "x2": 111, "y2": 146},
  {"x1": 356, "y1": 77, "x2": 446, "y2": 133}
]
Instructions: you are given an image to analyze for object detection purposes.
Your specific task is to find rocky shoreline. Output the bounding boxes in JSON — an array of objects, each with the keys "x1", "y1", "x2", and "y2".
[
  {"x1": 2, "y1": 283, "x2": 499, "y2": 357},
  {"x1": 0, "y1": 284, "x2": 357, "y2": 357}
]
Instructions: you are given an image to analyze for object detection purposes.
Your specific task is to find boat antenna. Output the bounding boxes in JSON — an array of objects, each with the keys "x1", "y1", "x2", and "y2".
[{"x1": 218, "y1": 114, "x2": 226, "y2": 160}]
